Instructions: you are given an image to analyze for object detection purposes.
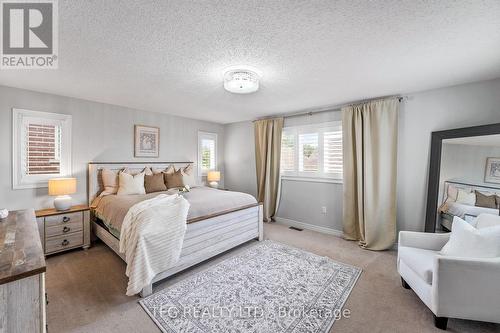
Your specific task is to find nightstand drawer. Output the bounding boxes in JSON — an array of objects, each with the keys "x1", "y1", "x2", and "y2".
[
  {"x1": 45, "y1": 220, "x2": 83, "y2": 238},
  {"x1": 45, "y1": 232, "x2": 83, "y2": 253},
  {"x1": 45, "y1": 212, "x2": 82, "y2": 228}
]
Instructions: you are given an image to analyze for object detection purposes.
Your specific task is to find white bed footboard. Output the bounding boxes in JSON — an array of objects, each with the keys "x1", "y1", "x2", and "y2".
[{"x1": 92, "y1": 204, "x2": 263, "y2": 297}]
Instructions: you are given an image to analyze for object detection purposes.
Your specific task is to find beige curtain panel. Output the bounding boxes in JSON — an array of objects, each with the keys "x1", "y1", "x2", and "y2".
[
  {"x1": 254, "y1": 118, "x2": 284, "y2": 222},
  {"x1": 342, "y1": 98, "x2": 399, "y2": 250}
]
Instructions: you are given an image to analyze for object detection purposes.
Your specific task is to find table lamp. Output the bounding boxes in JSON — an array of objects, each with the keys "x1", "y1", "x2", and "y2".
[
  {"x1": 48, "y1": 178, "x2": 77, "y2": 211},
  {"x1": 207, "y1": 171, "x2": 220, "y2": 188}
]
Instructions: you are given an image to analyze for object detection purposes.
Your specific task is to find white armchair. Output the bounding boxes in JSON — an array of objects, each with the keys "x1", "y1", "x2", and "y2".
[{"x1": 397, "y1": 215, "x2": 500, "y2": 330}]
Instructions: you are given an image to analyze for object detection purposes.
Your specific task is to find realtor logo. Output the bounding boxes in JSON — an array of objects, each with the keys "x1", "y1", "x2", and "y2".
[{"x1": 1, "y1": 0, "x2": 58, "y2": 69}]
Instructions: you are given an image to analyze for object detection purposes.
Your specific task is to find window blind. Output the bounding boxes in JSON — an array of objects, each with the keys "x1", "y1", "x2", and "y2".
[
  {"x1": 323, "y1": 130, "x2": 342, "y2": 175},
  {"x1": 280, "y1": 131, "x2": 295, "y2": 172}
]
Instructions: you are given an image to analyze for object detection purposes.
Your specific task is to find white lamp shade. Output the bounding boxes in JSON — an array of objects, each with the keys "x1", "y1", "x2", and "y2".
[
  {"x1": 207, "y1": 171, "x2": 220, "y2": 182},
  {"x1": 48, "y1": 178, "x2": 77, "y2": 196}
]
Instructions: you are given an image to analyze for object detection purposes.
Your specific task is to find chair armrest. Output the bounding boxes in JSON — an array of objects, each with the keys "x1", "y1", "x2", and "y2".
[
  {"x1": 432, "y1": 255, "x2": 500, "y2": 320},
  {"x1": 398, "y1": 231, "x2": 450, "y2": 251}
]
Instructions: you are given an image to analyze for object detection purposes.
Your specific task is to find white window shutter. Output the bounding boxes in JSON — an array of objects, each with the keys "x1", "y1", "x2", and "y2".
[
  {"x1": 280, "y1": 131, "x2": 296, "y2": 172},
  {"x1": 323, "y1": 130, "x2": 343, "y2": 176}
]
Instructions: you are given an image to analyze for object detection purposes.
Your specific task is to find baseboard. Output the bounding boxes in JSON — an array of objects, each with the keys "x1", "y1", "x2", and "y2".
[{"x1": 274, "y1": 217, "x2": 344, "y2": 238}]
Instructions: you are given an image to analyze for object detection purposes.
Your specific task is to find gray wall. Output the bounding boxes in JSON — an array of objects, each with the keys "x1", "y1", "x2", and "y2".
[
  {"x1": 0, "y1": 85, "x2": 225, "y2": 210},
  {"x1": 224, "y1": 78, "x2": 500, "y2": 232},
  {"x1": 438, "y1": 143, "x2": 500, "y2": 204},
  {"x1": 224, "y1": 121, "x2": 257, "y2": 198},
  {"x1": 440, "y1": 143, "x2": 500, "y2": 187}
]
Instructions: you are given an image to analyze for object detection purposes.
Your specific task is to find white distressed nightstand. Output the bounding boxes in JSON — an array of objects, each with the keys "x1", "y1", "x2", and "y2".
[{"x1": 35, "y1": 205, "x2": 91, "y2": 255}]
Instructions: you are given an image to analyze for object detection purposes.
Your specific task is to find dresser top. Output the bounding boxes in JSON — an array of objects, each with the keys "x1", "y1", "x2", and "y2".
[
  {"x1": 35, "y1": 204, "x2": 89, "y2": 218},
  {"x1": 0, "y1": 209, "x2": 46, "y2": 285}
]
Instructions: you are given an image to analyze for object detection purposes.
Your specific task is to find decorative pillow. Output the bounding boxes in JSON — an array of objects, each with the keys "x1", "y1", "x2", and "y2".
[
  {"x1": 100, "y1": 168, "x2": 119, "y2": 196},
  {"x1": 122, "y1": 167, "x2": 147, "y2": 176},
  {"x1": 144, "y1": 167, "x2": 154, "y2": 176},
  {"x1": 164, "y1": 165, "x2": 175, "y2": 175},
  {"x1": 181, "y1": 164, "x2": 197, "y2": 187},
  {"x1": 475, "y1": 191, "x2": 497, "y2": 209},
  {"x1": 497, "y1": 195, "x2": 500, "y2": 209},
  {"x1": 165, "y1": 169, "x2": 185, "y2": 189},
  {"x1": 456, "y1": 189, "x2": 476, "y2": 206},
  {"x1": 117, "y1": 171, "x2": 146, "y2": 195},
  {"x1": 446, "y1": 185, "x2": 458, "y2": 202},
  {"x1": 440, "y1": 216, "x2": 500, "y2": 258},
  {"x1": 144, "y1": 173, "x2": 167, "y2": 193}
]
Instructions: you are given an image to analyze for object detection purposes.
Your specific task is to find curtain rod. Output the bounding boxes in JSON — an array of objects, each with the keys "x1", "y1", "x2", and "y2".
[{"x1": 253, "y1": 95, "x2": 407, "y2": 122}]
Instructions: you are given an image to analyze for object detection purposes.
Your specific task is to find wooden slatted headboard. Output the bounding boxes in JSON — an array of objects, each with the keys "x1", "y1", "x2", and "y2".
[{"x1": 87, "y1": 161, "x2": 193, "y2": 205}]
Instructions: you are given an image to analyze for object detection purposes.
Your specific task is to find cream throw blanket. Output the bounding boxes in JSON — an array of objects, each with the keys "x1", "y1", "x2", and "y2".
[{"x1": 119, "y1": 194, "x2": 190, "y2": 296}]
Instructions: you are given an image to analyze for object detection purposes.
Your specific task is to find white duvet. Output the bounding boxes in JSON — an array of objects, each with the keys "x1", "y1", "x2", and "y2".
[
  {"x1": 444, "y1": 201, "x2": 499, "y2": 219},
  {"x1": 119, "y1": 194, "x2": 190, "y2": 296}
]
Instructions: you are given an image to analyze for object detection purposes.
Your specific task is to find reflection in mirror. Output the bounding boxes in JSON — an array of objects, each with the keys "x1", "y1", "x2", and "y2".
[{"x1": 437, "y1": 134, "x2": 500, "y2": 232}]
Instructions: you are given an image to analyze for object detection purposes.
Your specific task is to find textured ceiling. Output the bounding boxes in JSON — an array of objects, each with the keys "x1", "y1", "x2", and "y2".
[{"x1": 1, "y1": 0, "x2": 500, "y2": 124}]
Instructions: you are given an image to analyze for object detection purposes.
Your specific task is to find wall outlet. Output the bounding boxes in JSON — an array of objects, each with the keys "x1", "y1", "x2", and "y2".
[{"x1": 321, "y1": 206, "x2": 327, "y2": 214}]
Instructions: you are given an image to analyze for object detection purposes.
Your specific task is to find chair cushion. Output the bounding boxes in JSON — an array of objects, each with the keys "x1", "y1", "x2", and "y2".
[
  {"x1": 398, "y1": 246, "x2": 437, "y2": 285},
  {"x1": 440, "y1": 216, "x2": 500, "y2": 258}
]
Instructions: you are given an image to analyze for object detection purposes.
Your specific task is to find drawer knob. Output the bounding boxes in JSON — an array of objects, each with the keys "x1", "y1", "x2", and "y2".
[
  {"x1": 61, "y1": 239, "x2": 69, "y2": 246},
  {"x1": 63, "y1": 226, "x2": 71, "y2": 233},
  {"x1": 62, "y1": 216, "x2": 70, "y2": 223}
]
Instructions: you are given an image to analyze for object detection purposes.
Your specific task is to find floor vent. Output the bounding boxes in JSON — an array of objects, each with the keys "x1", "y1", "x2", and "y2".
[{"x1": 289, "y1": 226, "x2": 303, "y2": 231}]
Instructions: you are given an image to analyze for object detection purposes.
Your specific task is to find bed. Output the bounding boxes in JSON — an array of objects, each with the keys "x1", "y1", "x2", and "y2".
[
  {"x1": 88, "y1": 162, "x2": 263, "y2": 297},
  {"x1": 439, "y1": 181, "x2": 500, "y2": 230}
]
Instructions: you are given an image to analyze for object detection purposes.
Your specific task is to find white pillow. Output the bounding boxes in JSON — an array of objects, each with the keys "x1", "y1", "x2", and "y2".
[
  {"x1": 181, "y1": 164, "x2": 198, "y2": 187},
  {"x1": 456, "y1": 189, "x2": 476, "y2": 206},
  {"x1": 117, "y1": 171, "x2": 146, "y2": 195},
  {"x1": 475, "y1": 213, "x2": 500, "y2": 229},
  {"x1": 440, "y1": 216, "x2": 500, "y2": 258}
]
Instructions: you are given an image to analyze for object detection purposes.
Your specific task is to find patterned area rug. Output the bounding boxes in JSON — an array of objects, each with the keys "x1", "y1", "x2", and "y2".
[{"x1": 140, "y1": 240, "x2": 361, "y2": 333}]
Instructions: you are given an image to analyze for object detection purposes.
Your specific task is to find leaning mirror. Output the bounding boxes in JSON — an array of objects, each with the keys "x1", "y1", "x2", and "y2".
[{"x1": 425, "y1": 123, "x2": 500, "y2": 232}]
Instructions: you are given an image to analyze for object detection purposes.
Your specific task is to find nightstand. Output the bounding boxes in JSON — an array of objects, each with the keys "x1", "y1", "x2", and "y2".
[{"x1": 35, "y1": 205, "x2": 91, "y2": 255}]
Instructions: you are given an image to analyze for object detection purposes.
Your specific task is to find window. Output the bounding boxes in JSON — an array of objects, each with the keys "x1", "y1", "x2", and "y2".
[
  {"x1": 280, "y1": 121, "x2": 342, "y2": 180},
  {"x1": 13, "y1": 109, "x2": 72, "y2": 189},
  {"x1": 198, "y1": 131, "x2": 217, "y2": 175}
]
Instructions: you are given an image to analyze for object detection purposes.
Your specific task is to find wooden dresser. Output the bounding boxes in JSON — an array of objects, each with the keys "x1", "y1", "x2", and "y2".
[{"x1": 0, "y1": 209, "x2": 47, "y2": 333}]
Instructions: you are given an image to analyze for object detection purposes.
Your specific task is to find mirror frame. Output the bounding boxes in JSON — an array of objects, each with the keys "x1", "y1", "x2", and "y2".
[{"x1": 424, "y1": 122, "x2": 500, "y2": 232}]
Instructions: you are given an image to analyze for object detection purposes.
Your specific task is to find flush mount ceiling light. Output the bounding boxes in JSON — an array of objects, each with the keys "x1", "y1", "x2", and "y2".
[{"x1": 223, "y1": 69, "x2": 260, "y2": 94}]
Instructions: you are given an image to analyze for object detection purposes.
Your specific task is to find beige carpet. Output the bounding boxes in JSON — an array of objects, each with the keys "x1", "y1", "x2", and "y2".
[{"x1": 46, "y1": 223, "x2": 500, "y2": 333}]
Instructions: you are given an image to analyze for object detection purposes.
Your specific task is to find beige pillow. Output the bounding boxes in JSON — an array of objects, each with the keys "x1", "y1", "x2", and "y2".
[
  {"x1": 144, "y1": 167, "x2": 154, "y2": 176},
  {"x1": 164, "y1": 165, "x2": 175, "y2": 175},
  {"x1": 456, "y1": 189, "x2": 476, "y2": 206},
  {"x1": 181, "y1": 164, "x2": 197, "y2": 187},
  {"x1": 145, "y1": 173, "x2": 167, "y2": 193},
  {"x1": 475, "y1": 191, "x2": 497, "y2": 209},
  {"x1": 117, "y1": 171, "x2": 146, "y2": 195},
  {"x1": 145, "y1": 165, "x2": 175, "y2": 176},
  {"x1": 165, "y1": 169, "x2": 185, "y2": 189},
  {"x1": 100, "y1": 168, "x2": 119, "y2": 196},
  {"x1": 446, "y1": 185, "x2": 458, "y2": 202}
]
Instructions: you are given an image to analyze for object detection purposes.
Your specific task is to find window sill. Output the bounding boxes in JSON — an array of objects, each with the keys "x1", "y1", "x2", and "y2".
[{"x1": 280, "y1": 176, "x2": 343, "y2": 184}]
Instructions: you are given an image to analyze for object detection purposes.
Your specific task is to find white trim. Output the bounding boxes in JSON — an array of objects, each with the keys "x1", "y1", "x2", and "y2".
[
  {"x1": 281, "y1": 176, "x2": 343, "y2": 184},
  {"x1": 274, "y1": 217, "x2": 344, "y2": 238},
  {"x1": 197, "y1": 131, "x2": 218, "y2": 177},
  {"x1": 12, "y1": 108, "x2": 72, "y2": 189}
]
